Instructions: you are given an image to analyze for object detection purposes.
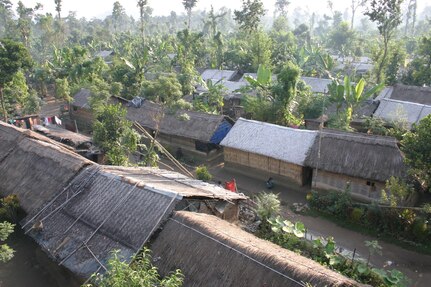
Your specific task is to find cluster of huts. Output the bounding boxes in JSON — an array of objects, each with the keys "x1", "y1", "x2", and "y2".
[
  {"x1": 68, "y1": 83, "x2": 408, "y2": 202},
  {"x1": 0, "y1": 121, "x2": 364, "y2": 286}
]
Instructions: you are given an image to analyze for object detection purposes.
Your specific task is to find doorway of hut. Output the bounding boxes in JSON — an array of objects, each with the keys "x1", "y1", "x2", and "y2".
[{"x1": 302, "y1": 167, "x2": 313, "y2": 187}]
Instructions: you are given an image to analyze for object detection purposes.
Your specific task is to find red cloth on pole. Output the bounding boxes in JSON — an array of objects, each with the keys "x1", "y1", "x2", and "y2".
[{"x1": 225, "y1": 179, "x2": 237, "y2": 192}]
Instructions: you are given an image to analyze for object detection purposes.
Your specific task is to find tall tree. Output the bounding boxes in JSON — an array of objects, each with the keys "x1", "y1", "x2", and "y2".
[
  {"x1": 205, "y1": 5, "x2": 226, "y2": 38},
  {"x1": 112, "y1": 1, "x2": 126, "y2": 33},
  {"x1": 350, "y1": 0, "x2": 366, "y2": 29},
  {"x1": 234, "y1": 0, "x2": 265, "y2": 33},
  {"x1": 182, "y1": 0, "x2": 198, "y2": 30},
  {"x1": 0, "y1": 39, "x2": 32, "y2": 121},
  {"x1": 365, "y1": 0, "x2": 403, "y2": 84},
  {"x1": 137, "y1": 0, "x2": 148, "y2": 40},
  {"x1": 404, "y1": 0, "x2": 417, "y2": 35},
  {"x1": 93, "y1": 104, "x2": 139, "y2": 166},
  {"x1": 16, "y1": 1, "x2": 42, "y2": 48},
  {"x1": 402, "y1": 36, "x2": 431, "y2": 86},
  {"x1": 54, "y1": 0, "x2": 61, "y2": 19},
  {"x1": 0, "y1": 0, "x2": 14, "y2": 37},
  {"x1": 275, "y1": 0, "x2": 290, "y2": 17}
]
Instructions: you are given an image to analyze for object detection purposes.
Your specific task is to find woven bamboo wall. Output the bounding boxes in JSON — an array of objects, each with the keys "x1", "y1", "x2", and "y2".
[
  {"x1": 313, "y1": 170, "x2": 384, "y2": 200},
  {"x1": 224, "y1": 148, "x2": 304, "y2": 185}
]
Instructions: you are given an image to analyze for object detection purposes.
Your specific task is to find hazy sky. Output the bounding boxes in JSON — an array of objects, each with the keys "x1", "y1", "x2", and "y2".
[{"x1": 10, "y1": 0, "x2": 431, "y2": 19}]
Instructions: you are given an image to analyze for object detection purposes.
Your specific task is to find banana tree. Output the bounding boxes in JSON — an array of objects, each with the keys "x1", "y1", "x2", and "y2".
[
  {"x1": 329, "y1": 76, "x2": 384, "y2": 129},
  {"x1": 345, "y1": 77, "x2": 384, "y2": 124},
  {"x1": 244, "y1": 64, "x2": 273, "y2": 100}
]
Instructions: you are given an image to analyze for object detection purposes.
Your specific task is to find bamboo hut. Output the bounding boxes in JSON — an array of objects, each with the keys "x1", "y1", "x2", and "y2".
[
  {"x1": 150, "y1": 211, "x2": 366, "y2": 287},
  {"x1": 69, "y1": 89, "x2": 127, "y2": 132},
  {"x1": 126, "y1": 100, "x2": 234, "y2": 159},
  {"x1": 220, "y1": 118, "x2": 317, "y2": 186},
  {"x1": 306, "y1": 130, "x2": 406, "y2": 201}
]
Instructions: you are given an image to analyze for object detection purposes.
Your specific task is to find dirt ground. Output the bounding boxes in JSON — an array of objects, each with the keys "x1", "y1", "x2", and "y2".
[{"x1": 206, "y1": 161, "x2": 431, "y2": 287}]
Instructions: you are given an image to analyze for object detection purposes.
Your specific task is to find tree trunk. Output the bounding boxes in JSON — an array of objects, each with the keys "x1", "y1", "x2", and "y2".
[
  {"x1": 0, "y1": 86, "x2": 8, "y2": 122},
  {"x1": 376, "y1": 38, "x2": 389, "y2": 84},
  {"x1": 187, "y1": 10, "x2": 191, "y2": 30}
]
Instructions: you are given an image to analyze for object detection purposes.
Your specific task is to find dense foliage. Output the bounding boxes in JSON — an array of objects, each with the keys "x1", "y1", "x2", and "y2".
[{"x1": 307, "y1": 190, "x2": 431, "y2": 248}]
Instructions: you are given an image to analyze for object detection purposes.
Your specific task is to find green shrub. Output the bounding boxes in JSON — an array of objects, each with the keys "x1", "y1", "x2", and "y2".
[
  {"x1": 411, "y1": 218, "x2": 428, "y2": 241},
  {"x1": 350, "y1": 208, "x2": 364, "y2": 223},
  {"x1": 254, "y1": 192, "x2": 281, "y2": 221},
  {"x1": 85, "y1": 248, "x2": 183, "y2": 287},
  {"x1": 195, "y1": 165, "x2": 212, "y2": 182}
]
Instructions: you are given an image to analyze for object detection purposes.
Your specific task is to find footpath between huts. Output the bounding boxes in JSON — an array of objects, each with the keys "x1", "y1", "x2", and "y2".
[{"x1": 206, "y1": 162, "x2": 431, "y2": 287}]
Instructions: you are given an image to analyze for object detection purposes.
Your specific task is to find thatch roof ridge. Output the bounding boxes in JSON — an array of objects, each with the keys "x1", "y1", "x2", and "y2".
[
  {"x1": 306, "y1": 129, "x2": 406, "y2": 181},
  {"x1": 221, "y1": 118, "x2": 317, "y2": 166},
  {"x1": 151, "y1": 211, "x2": 366, "y2": 287}
]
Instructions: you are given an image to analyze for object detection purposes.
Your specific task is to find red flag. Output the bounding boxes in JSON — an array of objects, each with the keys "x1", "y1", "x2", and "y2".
[{"x1": 224, "y1": 179, "x2": 237, "y2": 192}]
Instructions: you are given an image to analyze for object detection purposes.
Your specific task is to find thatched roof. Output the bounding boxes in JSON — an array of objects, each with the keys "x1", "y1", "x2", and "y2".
[
  {"x1": 374, "y1": 98, "x2": 431, "y2": 127},
  {"x1": 72, "y1": 89, "x2": 91, "y2": 108},
  {"x1": 302, "y1": 77, "x2": 332, "y2": 94},
  {"x1": 151, "y1": 211, "x2": 365, "y2": 287},
  {"x1": 126, "y1": 100, "x2": 233, "y2": 143},
  {"x1": 306, "y1": 130, "x2": 406, "y2": 182},
  {"x1": 33, "y1": 125, "x2": 93, "y2": 148},
  {"x1": 386, "y1": 84, "x2": 431, "y2": 105},
  {"x1": 0, "y1": 121, "x2": 92, "y2": 212},
  {"x1": 24, "y1": 166, "x2": 180, "y2": 279},
  {"x1": 201, "y1": 69, "x2": 237, "y2": 82},
  {"x1": 221, "y1": 118, "x2": 317, "y2": 166},
  {"x1": 103, "y1": 166, "x2": 246, "y2": 201}
]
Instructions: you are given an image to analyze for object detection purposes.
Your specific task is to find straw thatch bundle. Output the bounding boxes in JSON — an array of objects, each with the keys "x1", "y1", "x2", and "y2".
[
  {"x1": 306, "y1": 130, "x2": 406, "y2": 182},
  {"x1": 151, "y1": 211, "x2": 366, "y2": 287}
]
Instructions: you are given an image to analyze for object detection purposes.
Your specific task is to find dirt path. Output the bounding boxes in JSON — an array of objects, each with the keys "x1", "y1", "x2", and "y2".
[{"x1": 209, "y1": 163, "x2": 431, "y2": 287}]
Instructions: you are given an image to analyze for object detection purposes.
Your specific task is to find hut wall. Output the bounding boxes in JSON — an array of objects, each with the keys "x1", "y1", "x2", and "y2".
[
  {"x1": 279, "y1": 162, "x2": 304, "y2": 186},
  {"x1": 312, "y1": 170, "x2": 384, "y2": 201},
  {"x1": 224, "y1": 147, "x2": 305, "y2": 186},
  {"x1": 69, "y1": 107, "x2": 93, "y2": 133}
]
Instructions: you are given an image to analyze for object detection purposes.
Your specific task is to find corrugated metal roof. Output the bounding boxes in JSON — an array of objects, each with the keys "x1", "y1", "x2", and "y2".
[
  {"x1": 94, "y1": 50, "x2": 114, "y2": 58},
  {"x1": 301, "y1": 77, "x2": 332, "y2": 94},
  {"x1": 220, "y1": 80, "x2": 248, "y2": 93},
  {"x1": 201, "y1": 69, "x2": 237, "y2": 82},
  {"x1": 102, "y1": 166, "x2": 247, "y2": 201},
  {"x1": 24, "y1": 167, "x2": 179, "y2": 278},
  {"x1": 374, "y1": 98, "x2": 431, "y2": 127},
  {"x1": 220, "y1": 118, "x2": 317, "y2": 166}
]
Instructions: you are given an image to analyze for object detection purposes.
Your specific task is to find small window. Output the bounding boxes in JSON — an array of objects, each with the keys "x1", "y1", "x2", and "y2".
[
  {"x1": 366, "y1": 181, "x2": 375, "y2": 187},
  {"x1": 73, "y1": 106, "x2": 78, "y2": 111}
]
